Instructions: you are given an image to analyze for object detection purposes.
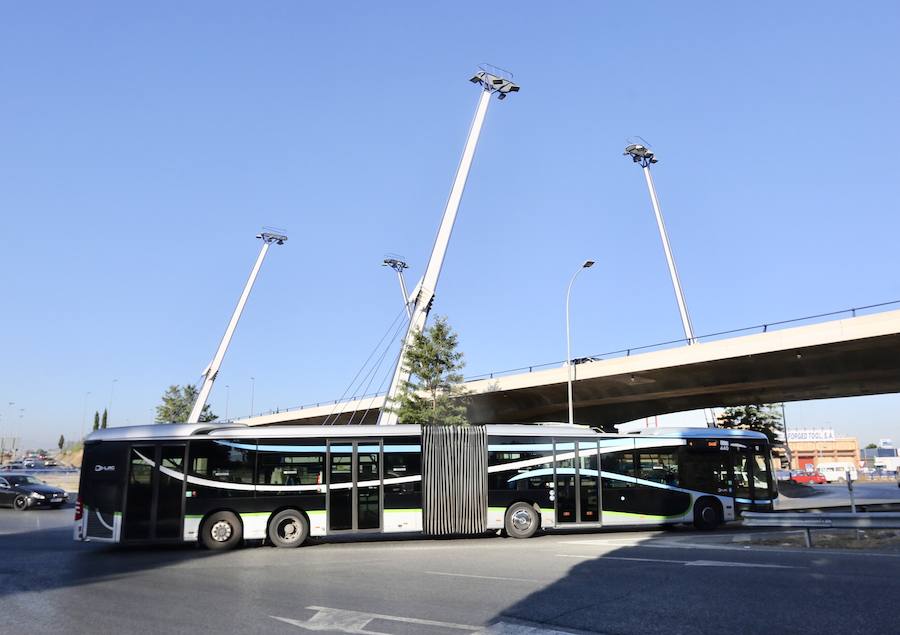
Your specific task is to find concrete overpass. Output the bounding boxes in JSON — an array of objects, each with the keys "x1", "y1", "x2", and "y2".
[{"x1": 240, "y1": 307, "x2": 900, "y2": 431}]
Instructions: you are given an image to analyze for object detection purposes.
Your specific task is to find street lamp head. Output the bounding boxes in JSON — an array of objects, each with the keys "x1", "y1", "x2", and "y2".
[
  {"x1": 470, "y1": 64, "x2": 520, "y2": 100},
  {"x1": 582, "y1": 260, "x2": 595, "y2": 269}
]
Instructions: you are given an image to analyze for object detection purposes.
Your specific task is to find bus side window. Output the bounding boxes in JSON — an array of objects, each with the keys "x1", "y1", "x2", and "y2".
[{"x1": 637, "y1": 450, "x2": 679, "y2": 486}]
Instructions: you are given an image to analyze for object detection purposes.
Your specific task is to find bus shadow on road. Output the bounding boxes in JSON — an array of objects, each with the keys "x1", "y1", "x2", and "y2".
[
  {"x1": 488, "y1": 528, "x2": 899, "y2": 635},
  {"x1": 0, "y1": 524, "x2": 225, "y2": 602}
]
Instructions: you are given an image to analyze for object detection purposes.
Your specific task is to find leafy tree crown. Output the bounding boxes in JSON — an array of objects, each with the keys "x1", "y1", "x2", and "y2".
[
  {"x1": 389, "y1": 316, "x2": 469, "y2": 426},
  {"x1": 155, "y1": 384, "x2": 217, "y2": 423}
]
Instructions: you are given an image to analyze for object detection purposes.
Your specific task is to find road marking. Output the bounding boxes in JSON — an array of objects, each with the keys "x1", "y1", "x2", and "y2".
[
  {"x1": 272, "y1": 607, "x2": 583, "y2": 634},
  {"x1": 557, "y1": 554, "x2": 798, "y2": 568},
  {"x1": 272, "y1": 606, "x2": 480, "y2": 633},
  {"x1": 424, "y1": 571, "x2": 539, "y2": 583}
]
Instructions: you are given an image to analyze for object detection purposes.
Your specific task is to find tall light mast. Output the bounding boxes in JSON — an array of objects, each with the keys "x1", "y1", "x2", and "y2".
[
  {"x1": 624, "y1": 141, "x2": 716, "y2": 427},
  {"x1": 383, "y1": 257, "x2": 412, "y2": 318},
  {"x1": 378, "y1": 66, "x2": 519, "y2": 425},
  {"x1": 624, "y1": 141, "x2": 696, "y2": 344},
  {"x1": 187, "y1": 231, "x2": 287, "y2": 423}
]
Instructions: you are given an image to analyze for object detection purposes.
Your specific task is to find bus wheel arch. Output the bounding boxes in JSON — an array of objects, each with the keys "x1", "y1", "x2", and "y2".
[
  {"x1": 692, "y1": 496, "x2": 722, "y2": 530},
  {"x1": 200, "y1": 510, "x2": 244, "y2": 550},
  {"x1": 504, "y1": 501, "x2": 541, "y2": 539},
  {"x1": 266, "y1": 507, "x2": 310, "y2": 548}
]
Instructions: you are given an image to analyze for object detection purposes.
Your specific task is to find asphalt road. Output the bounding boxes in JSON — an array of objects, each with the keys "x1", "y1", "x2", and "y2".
[{"x1": 2, "y1": 505, "x2": 899, "y2": 635}]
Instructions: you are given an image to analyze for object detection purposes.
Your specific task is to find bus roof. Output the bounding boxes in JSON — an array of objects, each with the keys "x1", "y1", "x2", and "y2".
[{"x1": 85, "y1": 422, "x2": 769, "y2": 442}]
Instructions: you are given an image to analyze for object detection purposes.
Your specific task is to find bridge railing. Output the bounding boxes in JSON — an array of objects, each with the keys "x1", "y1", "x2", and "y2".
[{"x1": 250, "y1": 299, "x2": 900, "y2": 418}]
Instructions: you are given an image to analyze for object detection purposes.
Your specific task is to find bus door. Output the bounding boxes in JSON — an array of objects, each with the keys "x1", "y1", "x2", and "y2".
[
  {"x1": 327, "y1": 440, "x2": 382, "y2": 532},
  {"x1": 554, "y1": 440, "x2": 601, "y2": 525},
  {"x1": 730, "y1": 442, "x2": 753, "y2": 512},
  {"x1": 122, "y1": 444, "x2": 186, "y2": 541}
]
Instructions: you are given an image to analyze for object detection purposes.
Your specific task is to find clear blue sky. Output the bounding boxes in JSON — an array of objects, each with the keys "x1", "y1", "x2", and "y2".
[{"x1": 2, "y1": 2, "x2": 899, "y2": 449}]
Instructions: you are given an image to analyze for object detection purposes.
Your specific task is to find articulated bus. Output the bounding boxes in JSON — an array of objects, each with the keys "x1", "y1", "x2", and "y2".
[{"x1": 75, "y1": 423, "x2": 775, "y2": 550}]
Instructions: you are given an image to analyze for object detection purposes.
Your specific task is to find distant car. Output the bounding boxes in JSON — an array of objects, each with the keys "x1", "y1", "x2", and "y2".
[
  {"x1": 0, "y1": 474, "x2": 69, "y2": 510},
  {"x1": 791, "y1": 471, "x2": 826, "y2": 485},
  {"x1": 1, "y1": 462, "x2": 25, "y2": 471}
]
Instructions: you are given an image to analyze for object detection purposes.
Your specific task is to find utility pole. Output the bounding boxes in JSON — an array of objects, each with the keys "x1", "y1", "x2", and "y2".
[
  {"x1": 187, "y1": 232, "x2": 287, "y2": 424},
  {"x1": 379, "y1": 66, "x2": 518, "y2": 425}
]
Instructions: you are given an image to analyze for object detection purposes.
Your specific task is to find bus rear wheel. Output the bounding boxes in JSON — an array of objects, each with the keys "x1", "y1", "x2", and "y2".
[
  {"x1": 692, "y1": 498, "x2": 721, "y2": 530},
  {"x1": 268, "y1": 509, "x2": 309, "y2": 548},
  {"x1": 201, "y1": 511, "x2": 243, "y2": 550},
  {"x1": 504, "y1": 502, "x2": 540, "y2": 539}
]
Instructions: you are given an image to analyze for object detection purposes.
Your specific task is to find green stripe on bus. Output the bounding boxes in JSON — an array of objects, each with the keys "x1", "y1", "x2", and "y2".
[
  {"x1": 384, "y1": 508, "x2": 421, "y2": 514},
  {"x1": 603, "y1": 509, "x2": 688, "y2": 520}
]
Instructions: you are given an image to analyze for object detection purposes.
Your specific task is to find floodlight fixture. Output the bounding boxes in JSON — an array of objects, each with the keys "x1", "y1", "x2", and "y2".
[
  {"x1": 582, "y1": 260, "x2": 595, "y2": 269},
  {"x1": 470, "y1": 64, "x2": 520, "y2": 100},
  {"x1": 382, "y1": 257, "x2": 409, "y2": 273},
  {"x1": 257, "y1": 231, "x2": 288, "y2": 245},
  {"x1": 624, "y1": 143, "x2": 657, "y2": 167}
]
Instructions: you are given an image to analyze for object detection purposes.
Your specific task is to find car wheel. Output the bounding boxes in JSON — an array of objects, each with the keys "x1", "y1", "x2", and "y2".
[
  {"x1": 201, "y1": 511, "x2": 243, "y2": 550},
  {"x1": 13, "y1": 495, "x2": 28, "y2": 511},
  {"x1": 268, "y1": 509, "x2": 309, "y2": 548},
  {"x1": 504, "y1": 502, "x2": 540, "y2": 539},
  {"x1": 693, "y1": 498, "x2": 721, "y2": 530}
]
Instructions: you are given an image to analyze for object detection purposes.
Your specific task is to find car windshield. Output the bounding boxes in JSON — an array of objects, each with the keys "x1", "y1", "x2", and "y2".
[{"x1": 5, "y1": 475, "x2": 44, "y2": 486}]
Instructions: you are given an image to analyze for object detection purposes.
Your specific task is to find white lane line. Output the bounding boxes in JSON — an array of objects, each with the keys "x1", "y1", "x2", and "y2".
[
  {"x1": 424, "y1": 571, "x2": 539, "y2": 583},
  {"x1": 557, "y1": 554, "x2": 798, "y2": 568},
  {"x1": 272, "y1": 606, "x2": 481, "y2": 632}
]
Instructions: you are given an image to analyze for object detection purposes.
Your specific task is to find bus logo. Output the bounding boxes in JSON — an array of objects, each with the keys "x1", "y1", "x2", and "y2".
[{"x1": 95, "y1": 465, "x2": 116, "y2": 472}]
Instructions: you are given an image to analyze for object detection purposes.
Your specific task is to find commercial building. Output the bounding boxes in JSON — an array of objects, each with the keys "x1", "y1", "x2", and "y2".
[{"x1": 786, "y1": 428, "x2": 860, "y2": 471}]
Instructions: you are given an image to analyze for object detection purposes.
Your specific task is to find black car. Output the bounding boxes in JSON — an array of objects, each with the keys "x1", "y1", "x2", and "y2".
[{"x1": 0, "y1": 474, "x2": 69, "y2": 510}]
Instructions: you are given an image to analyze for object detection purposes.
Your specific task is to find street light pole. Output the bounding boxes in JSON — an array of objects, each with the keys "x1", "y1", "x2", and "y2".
[
  {"x1": 378, "y1": 65, "x2": 519, "y2": 426},
  {"x1": 566, "y1": 260, "x2": 595, "y2": 426},
  {"x1": 80, "y1": 393, "x2": 90, "y2": 439},
  {"x1": 781, "y1": 402, "x2": 793, "y2": 469},
  {"x1": 187, "y1": 231, "x2": 286, "y2": 424},
  {"x1": 624, "y1": 142, "x2": 695, "y2": 344}
]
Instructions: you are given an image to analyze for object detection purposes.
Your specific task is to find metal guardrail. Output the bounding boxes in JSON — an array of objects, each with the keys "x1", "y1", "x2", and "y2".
[{"x1": 742, "y1": 511, "x2": 900, "y2": 547}]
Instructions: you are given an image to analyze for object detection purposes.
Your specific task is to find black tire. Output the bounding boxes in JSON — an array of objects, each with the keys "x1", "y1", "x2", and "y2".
[
  {"x1": 504, "y1": 502, "x2": 540, "y2": 539},
  {"x1": 693, "y1": 498, "x2": 721, "y2": 530},
  {"x1": 13, "y1": 495, "x2": 28, "y2": 511},
  {"x1": 268, "y1": 509, "x2": 309, "y2": 548},
  {"x1": 201, "y1": 511, "x2": 243, "y2": 550}
]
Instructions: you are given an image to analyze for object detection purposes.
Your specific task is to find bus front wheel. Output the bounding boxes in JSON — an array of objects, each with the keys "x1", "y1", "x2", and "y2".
[
  {"x1": 504, "y1": 502, "x2": 540, "y2": 539},
  {"x1": 201, "y1": 511, "x2": 243, "y2": 550},
  {"x1": 268, "y1": 509, "x2": 309, "y2": 548},
  {"x1": 692, "y1": 498, "x2": 721, "y2": 530}
]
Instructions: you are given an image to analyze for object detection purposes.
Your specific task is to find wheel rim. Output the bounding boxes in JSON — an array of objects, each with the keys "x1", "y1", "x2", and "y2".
[
  {"x1": 701, "y1": 506, "x2": 716, "y2": 523},
  {"x1": 210, "y1": 520, "x2": 233, "y2": 542},
  {"x1": 14, "y1": 497, "x2": 26, "y2": 510},
  {"x1": 277, "y1": 518, "x2": 302, "y2": 543},
  {"x1": 511, "y1": 509, "x2": 533, "y2": 532}
]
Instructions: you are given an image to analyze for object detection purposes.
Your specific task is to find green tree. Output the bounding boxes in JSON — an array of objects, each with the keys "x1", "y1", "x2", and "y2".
[
  {"x1": 717, "y1": 404, "x2": 784, "y2": 447},
  {"x1": 92, "y1": 411, "x2": 100, "y2": 431},
  {"x1": 155, "y1": 384, "x2": 217, "y2": 423},
  {"x1": 58, "y1": 434, "x2": 65, "y2": 451},
  {"x1": 101, "y1": 408, "x2": 108, "y2": 429},
  {"x1": 390, "y1": 316, "x2": 468, "y2": 425},
  {"x1": 865, "y1": 443, "x2": 878, "y2": 449}
]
